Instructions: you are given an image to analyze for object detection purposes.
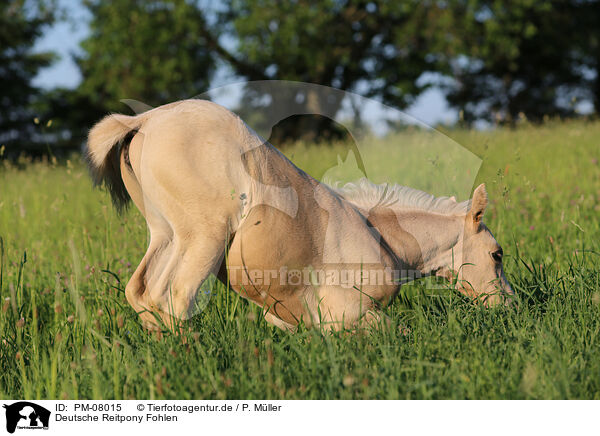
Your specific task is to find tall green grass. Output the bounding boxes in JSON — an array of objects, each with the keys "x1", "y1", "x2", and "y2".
[{"x1": 0, "y1": 120, "x2": 599, "y2": 399}]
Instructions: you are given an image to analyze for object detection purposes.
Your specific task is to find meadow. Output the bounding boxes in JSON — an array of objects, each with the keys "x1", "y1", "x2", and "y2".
[{"x1": 0, "y1": 120, "x2": 599, "y2": 399}]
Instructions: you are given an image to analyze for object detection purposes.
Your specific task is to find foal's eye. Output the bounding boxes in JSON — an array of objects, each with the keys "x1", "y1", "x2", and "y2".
[{"x1": 491, "y1": 249, "x2": 503, "y2": 263}]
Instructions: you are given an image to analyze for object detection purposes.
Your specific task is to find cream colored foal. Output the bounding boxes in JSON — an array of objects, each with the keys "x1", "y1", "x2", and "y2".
[{"x1": 87, "y1": 99, "x2": 513, "y2": 332}]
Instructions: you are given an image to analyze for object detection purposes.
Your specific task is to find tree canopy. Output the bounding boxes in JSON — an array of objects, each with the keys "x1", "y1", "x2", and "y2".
[
  {"x1": 76, "y1": 0, "x2": 215, "y2": 112},
  {"x1": 442, "y1": 0, "x2": 592, "y2": 123},
  {"x1": 2, "y1": 0, "x2": 600, "y2": 153},
  {"x1": 0, "y1": 0, "x2": 56, "y2": 154}
]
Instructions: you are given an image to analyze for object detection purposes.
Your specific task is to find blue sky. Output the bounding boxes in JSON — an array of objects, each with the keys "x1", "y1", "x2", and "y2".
[{"x1": 32, "y1": 2, "x2": 458, "y2": 128}]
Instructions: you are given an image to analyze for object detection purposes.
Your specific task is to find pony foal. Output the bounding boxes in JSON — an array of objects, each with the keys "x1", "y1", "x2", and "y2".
[{"x1": 86, "y1": 99, "x2": 513, "y2": 332}]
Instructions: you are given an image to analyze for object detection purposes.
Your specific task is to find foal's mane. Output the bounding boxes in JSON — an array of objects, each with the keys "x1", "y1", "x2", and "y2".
[{"x1": 327, "y1": 177, "x2": 471, "y2": 216}]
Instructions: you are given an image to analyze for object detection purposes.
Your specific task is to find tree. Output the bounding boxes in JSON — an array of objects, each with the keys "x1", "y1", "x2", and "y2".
[
  {"x1": 53, "y1": 0, "x2": 217, "y2": 147},
  {"x1": 0, "y1": 0, "x2": 56, "y2": 155},
  {"x1": 77, "y1": 0, "x2": 215, "y2": 111},
  {"x1": 205, "y1": 0, "x2": 450, "y2": 141},
  {"x1": 576, "y1": 0, "x2": 600, "y2": 114},
  {"x1": 56, "y1": 0, "x2": 600, "y2": 149},
  {"x1": 441, "y1": 0, "x2": 590, "y2": 124}
]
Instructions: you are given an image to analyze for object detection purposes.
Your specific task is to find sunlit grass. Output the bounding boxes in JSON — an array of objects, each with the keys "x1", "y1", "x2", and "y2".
[{"x1": 0, "y1": 120, "x2": 599, "y2": 399}]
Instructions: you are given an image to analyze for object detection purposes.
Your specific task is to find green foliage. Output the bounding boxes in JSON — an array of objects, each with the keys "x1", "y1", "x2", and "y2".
[
  {"x1": 219, "y1": 0, "x2": 600, "y2": 126},
  {"x1": 208, "y1": 0, "x2": 457, "y2": 142},
  {"x1": 1, "y1": 121, "x2": 599, "y2": 399},
  {"x1": 0, "y1": 0, "x2": 56, "y2": 154},
  {"x1": 225, "y1": 0, "x2": 438, "y2": 106},
  {"x1": 218, "y1": 0, "x2": 451, "y2": 142},
  {"x1": 4, "y1": 0, "x2": 600, "y2": 148},
  {"x1": 76, "y1": 0, "x2": 215, "y2": 112},
  {"x1": 44, "y1": 0, "x2": 218, "y2": 150},
  {"x1": 441, "y1": 0, "x2": 593, "y2": 123}
]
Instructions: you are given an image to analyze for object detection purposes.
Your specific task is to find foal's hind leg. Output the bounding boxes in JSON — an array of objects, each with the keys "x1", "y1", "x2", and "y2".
[
  {"x1": 145, "y1": 232, "x2": 226, "y2": 329},
  {"x1": 123, "y1": 194, "x2": 228, "y2": 330},
  {"x1": 125, "y1": 237, "x2": 167, "y2": 330},
  {"x1": 121, "y1": 145, "x2": 177, "y2": 329},
  {"x1": 123, "y1": 207, "x2": 176, "y2": 329},
  {"x1": 121, "y1": 122, "x2": 240, "y2": 331}
]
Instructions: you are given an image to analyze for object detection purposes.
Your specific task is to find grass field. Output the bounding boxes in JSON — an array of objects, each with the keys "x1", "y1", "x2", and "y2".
[{"x1": 1, "y1": 120, "x2": 599, "y2": 399}]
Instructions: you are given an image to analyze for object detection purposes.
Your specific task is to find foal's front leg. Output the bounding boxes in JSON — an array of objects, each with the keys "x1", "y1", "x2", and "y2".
[
  {"x1": 357, "y1": 310, "x2": 410, "y2": 335},
  {"x1": 263, "y1": 310, "x2": 297, "y2": 332}
]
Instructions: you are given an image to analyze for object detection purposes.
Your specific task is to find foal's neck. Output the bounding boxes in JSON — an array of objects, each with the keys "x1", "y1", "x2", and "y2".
[{"x1": 365, "y1": 207, "x2": 464, "y2": 276}]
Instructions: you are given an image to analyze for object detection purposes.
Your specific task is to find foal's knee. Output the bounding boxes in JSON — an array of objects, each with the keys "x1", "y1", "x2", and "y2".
[
  {"x1": 125, "y1": 265, "x2": 146, "y2": 311},
  {"x1": 124, "y1": 272, "x2": 159, "y2": 329}
]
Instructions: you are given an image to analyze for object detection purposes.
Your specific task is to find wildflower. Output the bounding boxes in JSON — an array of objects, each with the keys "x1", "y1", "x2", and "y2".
[
  {"x1": 343, "y1": 375, "x2": 355, "y2": 387},
  {"x1": 521, "y1": 362, "x2": 538, "y2": 396},
  {"x1": 155, "y1": 373, "x2": 164, "y2": 396},
  {"x1": 2, "y1": 297, "x2": 10, "y2": 313}
]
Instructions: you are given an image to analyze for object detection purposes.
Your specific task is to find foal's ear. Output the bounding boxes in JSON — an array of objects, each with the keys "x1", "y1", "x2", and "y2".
[{"x1": 468, "y1": 183, "x2": 488, "y2": 224}]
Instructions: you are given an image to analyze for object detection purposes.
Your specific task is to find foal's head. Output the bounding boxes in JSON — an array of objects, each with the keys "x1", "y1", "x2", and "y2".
[{"x1": 444, "y1": 184, "x2": 514, "y2": 305}]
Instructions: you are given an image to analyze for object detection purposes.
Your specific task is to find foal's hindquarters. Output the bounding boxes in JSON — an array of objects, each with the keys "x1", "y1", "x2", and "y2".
[
  {"x1": 114, "y1": 100, "x2": 399, "y2": 331},
  {"x1": 119, "y1": 107, "x2": 244, "y2": 329}
]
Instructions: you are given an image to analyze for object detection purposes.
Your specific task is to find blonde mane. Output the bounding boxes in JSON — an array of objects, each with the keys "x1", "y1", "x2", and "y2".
[{"x1": 327, "y1": 178, "x2": 471, "y2": 216}]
